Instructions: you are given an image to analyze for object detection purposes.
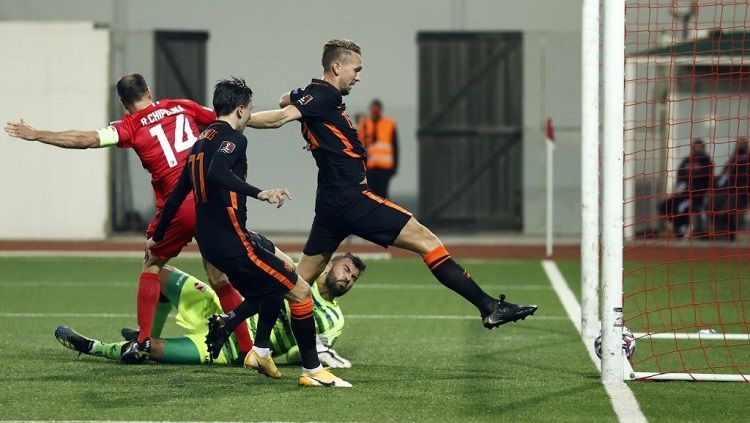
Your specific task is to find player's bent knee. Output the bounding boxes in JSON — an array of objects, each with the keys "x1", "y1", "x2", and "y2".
[
  {"x1": 143, "y1": 252, "x2": 169, "y2": 272},
  {"x1": 286, "y1": 279, "x2": 311, "y2": 303},
  {"x1": 418, "y1": 224, "x2": 442, "y2": 252},
  {"x1": 206, "y1": 272, "x2": 230, "y2": 290},
  {"x1": 274, "y1": 247, "x2": 295, "y2": 268},
  {"x1": 296, "y1": 253, "x2": 331, "y2": 282},
  {"x1": 202, "y1": 259, "x2": 231, "y2": 290},
  {"x1": 394, "y1": 217, "x2": 442, "y2": 255}
]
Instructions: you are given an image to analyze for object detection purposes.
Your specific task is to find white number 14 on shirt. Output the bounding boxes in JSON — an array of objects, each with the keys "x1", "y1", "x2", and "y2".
[{"x1": 149, "y1": 114, "x2": 197, "y2": 167}]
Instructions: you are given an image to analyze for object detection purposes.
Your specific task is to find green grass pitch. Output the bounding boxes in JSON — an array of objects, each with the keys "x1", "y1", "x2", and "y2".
[{"x1": 0, "y1": 257, "x2": 748, "y2": 422}]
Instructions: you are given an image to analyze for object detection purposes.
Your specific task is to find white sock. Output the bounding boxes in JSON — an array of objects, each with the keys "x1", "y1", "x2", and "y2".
[
  {"x1": 252, "y1": 346, "x2": 270, "y2": 357},
  {"x1": 303, "y1": 364, "x2": 323, "y2": 374},
  {"x1": 88, "y1": 340, "x2": 101, "y2": 355}
]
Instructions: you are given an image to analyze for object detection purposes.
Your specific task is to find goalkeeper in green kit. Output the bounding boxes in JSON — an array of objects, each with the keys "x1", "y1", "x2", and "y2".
[
  {"x1": 54, "y1": 253, "x2": 365, "y2": 368},
  {"x1": 248, "y1": 253, "x2": 364, "y2": 368}
]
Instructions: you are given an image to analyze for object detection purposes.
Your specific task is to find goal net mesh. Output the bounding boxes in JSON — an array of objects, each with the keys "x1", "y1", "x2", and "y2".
[{"x1": 623, "y1": 0, "x2": 750, "y2": 379}]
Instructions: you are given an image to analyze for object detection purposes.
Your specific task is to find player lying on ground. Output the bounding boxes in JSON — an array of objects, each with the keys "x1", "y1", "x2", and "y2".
[
  {"x1": 247, "y1": 252, "x2": 363, "y2": 367},
  {"x1": 55, "y1": 261, "x2": 361, "y2": 368},
  {"x1": 121, "y1": 252, "x2": 364, "y2": 368},
  {"x1": 56, "y1": 266, "x2": 246, "y2": 365},
  {"x1": 4, "y1": 74, "x2": 255, "y2": 357}
]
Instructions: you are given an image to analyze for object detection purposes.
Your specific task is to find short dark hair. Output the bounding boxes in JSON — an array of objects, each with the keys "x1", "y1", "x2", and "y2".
[
  {"x1": 332, "y1": 252, "x2": 366, "y2": 273},
  {"x1": 116, "y1": 73, "x2": 149, "y2": 105},
  {"x1": 370, "y1": 98, "x2": 383, "y2": 108},
  {"x1": 212, "y1": 77, "x2": 253, "y2": 117},
  {"x1": 322, "y1": 39, "x2": 361, "y2": 72}
]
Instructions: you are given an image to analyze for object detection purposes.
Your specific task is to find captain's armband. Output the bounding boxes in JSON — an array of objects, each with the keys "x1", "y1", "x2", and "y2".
[{"x1": 96, "y1": 125, "x2": 119, "y2": 147}]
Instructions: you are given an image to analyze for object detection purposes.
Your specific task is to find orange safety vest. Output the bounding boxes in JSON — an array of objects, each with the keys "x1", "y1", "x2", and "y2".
[{"x1": 358, "y1": 117, "x2": 396, "y2": 170}]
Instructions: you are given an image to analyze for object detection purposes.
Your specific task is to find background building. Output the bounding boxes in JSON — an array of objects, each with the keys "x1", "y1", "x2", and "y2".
[{"x1": 1, "y1": 0, "x2": 742, "y2": 239}]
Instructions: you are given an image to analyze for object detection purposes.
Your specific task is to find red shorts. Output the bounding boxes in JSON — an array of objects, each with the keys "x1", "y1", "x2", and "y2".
[{"x1": 146, "y1": 197, "x2": 196, "y2": 259}]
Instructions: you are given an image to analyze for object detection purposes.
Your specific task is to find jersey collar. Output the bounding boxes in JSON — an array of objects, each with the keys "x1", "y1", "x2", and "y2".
[
  {"x1": 312, "y1": 280, "x2": 338, "y2": 307},
  {"x1": 208, "y1": 120, "x2": 232, "y2": 129},
  {"x1": 311, "y1": 78, "x2": 338, "y2": 91}
]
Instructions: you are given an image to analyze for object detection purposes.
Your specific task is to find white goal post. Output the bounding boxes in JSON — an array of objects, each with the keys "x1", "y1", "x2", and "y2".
[{"x1": 599, "y1": 0, "x2": 626, "y2": 385}]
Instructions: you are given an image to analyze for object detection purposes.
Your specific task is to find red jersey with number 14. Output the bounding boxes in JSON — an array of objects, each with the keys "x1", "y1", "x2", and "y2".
[{"x1": 111, "y1": 99, "x2": 216, "y2": 207}]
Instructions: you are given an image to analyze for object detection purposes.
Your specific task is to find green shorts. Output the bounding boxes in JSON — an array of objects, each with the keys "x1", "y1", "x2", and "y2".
[{"x1": 164, "y1": 269, "x2": 240, "y2": 364}]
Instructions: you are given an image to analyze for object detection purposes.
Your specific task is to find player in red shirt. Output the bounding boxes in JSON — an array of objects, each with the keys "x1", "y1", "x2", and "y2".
[{"x1": 4, "y1": 74, "x2": 254, "y2": 359}]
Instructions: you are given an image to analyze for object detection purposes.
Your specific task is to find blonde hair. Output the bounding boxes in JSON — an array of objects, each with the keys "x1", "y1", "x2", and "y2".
[{"x1": 322, "y1": 39, "x2": 361, "y2": 71}]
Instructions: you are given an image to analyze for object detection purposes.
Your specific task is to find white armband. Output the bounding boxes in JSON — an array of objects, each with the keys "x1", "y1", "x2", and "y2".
[{"x1": 96, "y1": 125, "x2": 120, "y2": 147}]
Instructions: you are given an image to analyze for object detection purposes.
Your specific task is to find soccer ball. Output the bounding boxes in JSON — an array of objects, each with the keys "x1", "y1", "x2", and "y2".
[{"x1": 594, "y1": 326, "x2": 636, "y2": 360}]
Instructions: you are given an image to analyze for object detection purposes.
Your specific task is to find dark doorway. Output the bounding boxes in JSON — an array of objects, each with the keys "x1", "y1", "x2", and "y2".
[
  {"x1": 417, "y1": 32, "x2": 523, "y2": 231},
  {"x1": 154, "y1": 31, "x2": 209, "y2": 103}
]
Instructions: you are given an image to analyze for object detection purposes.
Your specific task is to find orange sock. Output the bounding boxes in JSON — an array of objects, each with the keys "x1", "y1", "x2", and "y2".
[{"x1": 289, "y1": 297, "x2": 318, "y2": 369}]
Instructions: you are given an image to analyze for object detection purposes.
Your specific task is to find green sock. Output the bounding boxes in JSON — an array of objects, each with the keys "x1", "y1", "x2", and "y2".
[
  {"x1": 92, "y1": 341, "x2": 129, "y2": 361},
  {"x1": 151, "y1": 301, "x2": 173, "y2": 338},
  {"x1": 160, "y1": 337, "x2": 202, "y2": 364}
]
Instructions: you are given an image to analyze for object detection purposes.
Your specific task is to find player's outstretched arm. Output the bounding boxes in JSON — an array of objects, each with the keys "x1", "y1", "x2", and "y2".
[
  {"x1": 246, "y1": 104, "x2": 302, "y2": 129},
  {"x1": 278, "y1": 92, "x2": 292, "y2": 108},
  {"x1": 4, "y1": 119, "x2": 102, "y2": 149}
]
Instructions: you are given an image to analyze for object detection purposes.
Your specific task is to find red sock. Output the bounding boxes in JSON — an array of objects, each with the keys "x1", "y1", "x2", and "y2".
[
  {"x1": 136, "y1": 272, "x2": 161, "y2": 343},
  {"x1": 215, "y1": 283, "x2": 254, "y2": 353}
]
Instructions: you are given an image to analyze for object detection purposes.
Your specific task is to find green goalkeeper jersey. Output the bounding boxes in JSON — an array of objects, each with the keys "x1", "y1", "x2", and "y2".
[{"x1": 249, "y1": 280, "x2": 344, "y2": 360}]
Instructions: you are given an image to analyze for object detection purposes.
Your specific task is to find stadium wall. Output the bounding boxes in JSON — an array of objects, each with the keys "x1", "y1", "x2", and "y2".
[
  {"x1": 0, "y1": 21, "x2": 110, "y2": 240},
  {"x1": 0, "y1": 0, "x2": 583, "y2": 236}
]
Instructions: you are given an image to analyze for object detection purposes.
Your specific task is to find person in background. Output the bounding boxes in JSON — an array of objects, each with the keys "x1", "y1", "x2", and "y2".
[
  {"x1": 713, "y1": 137, "x2": 750, "y2": 240},
  {"x1": 357, "y1": 99, "x2": 398, "y2": 198},
  {"x1": 660, "y1": 138, "x2": 713, "y2": 238}
]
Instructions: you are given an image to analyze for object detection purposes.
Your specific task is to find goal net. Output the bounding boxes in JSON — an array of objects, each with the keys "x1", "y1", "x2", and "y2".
[{"x1": 622, "y1": 0, "x2": 750, "y2": 381}]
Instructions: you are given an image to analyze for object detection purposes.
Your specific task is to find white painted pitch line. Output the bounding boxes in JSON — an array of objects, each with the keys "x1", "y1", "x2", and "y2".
[
  {"x1": 460, "y1": 258, "x2": 532, "y2": 265},
  {"x1": 0, "y1": 281, "x2": 551, "y2": 291},
  {"x1": 1, "y1": 312, "x2": 134, "y2": 318},
  {"x1": 0, "y1": 281, "x2": 135, "y2": 287},
  {"x1": 357, "y1": 283, "x2": 551, "y2": 290},
  {"x1": 347, "y1": 314, "x2": 567, "y2": 321},
  {"x1": 541, "y1": 260, "x2": 647, "y2": 423},
  {"x1": 0, "y1": 250, "x2": 393, "y2": 260},
  {"x1": 0, "y1": 251, "x2": 188, "y2": 258},
  {"x1": 0, "y1": 421, "x2": 320, "y2": 423},
  {"x1": 0, "y1": 312, "x2": 567, "y2": 321}
]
